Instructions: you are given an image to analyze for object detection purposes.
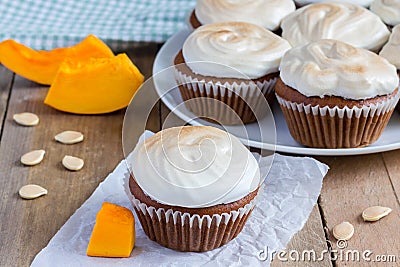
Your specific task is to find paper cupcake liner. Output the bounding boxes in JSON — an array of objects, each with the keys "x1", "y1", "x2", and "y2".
[
  {"x1": 129, "y1": 195, "x2": 256, "y2": 252},
  {"x1": 123, "y1": 172, "x2": 261, "y2": 252},
  {"x1": 276, "y1": 92, "x2": 400, "y2": 148},
  {"x1": 174, "y1": 69, "x2": 276, "y2": 125}
]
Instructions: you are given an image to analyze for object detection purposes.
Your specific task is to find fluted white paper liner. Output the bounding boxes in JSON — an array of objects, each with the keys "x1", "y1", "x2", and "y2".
[
  {"x1": 127, "y1": 181, "x2": 261, "y2": 251},
  {"x1": 175, "y1": 69, "x2": 276, "y2": 124},
  {"x1": 31, "y1": 131, "x2": 329, "y2": 267},
  {"x1": 276, "y1": 92, "x2": 400, "y2": 148}
]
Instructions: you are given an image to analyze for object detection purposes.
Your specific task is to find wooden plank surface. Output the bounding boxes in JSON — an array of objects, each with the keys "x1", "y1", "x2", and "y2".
[
  {"x1": 271, "y1": 206, "x2": 332, "y2": 267},
  {"x1": 2, "y1": 41, "x2": 400, "y2": 267},
  {"x1": 0, "y1": 44, "x2": 158, "y2": 267},
  {"x1": 318, "y1": 154, "x2": 400, "y2": 266}
]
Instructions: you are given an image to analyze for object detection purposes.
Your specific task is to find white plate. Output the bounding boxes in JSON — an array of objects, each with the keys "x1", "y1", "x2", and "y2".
[{"x1": 152, "y1": 29, "x2": 400, "y2": 156}]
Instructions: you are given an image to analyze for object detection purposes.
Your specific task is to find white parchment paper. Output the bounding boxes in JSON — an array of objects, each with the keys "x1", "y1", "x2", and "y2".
[{"x1": 31, "y1": 131, "x2": 329, "y2": 267}]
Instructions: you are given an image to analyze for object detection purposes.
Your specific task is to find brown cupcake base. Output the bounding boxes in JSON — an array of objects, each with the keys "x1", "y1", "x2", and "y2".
[
  {"x1": 189, "y1": 10, "x2": 201, "y2": 29},
  {"x1": 128, "y1": 176, "x2": 259, "y2": 252},
  {"x1": 275, "y1": 78, "x2": 399, "y2": 148},
  {"x1": 174, "y1": 51, "x2": 277, "y2": 125}
]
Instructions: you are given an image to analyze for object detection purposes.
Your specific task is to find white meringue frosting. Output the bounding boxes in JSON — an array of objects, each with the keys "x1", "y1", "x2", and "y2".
[
  {"x1": 182, "y1": 22, "x2": 291, "y2": 79},
  {"x1": 371, "y1": 0, "x2": 400, "y2": 26},
  {"x1": 294, "y1": 0, "x2": 373, "y2": 7},
  {"x1": 279, "y1": 40, "x2": 399, "y2": 99},
  {"x1": 130, "y1": 126, "x2": 260, "y2": 208},
  {"x1": 281, "y1": 2, "x2": 390, "y2": 51},
  {"x1": 194, "y1": 0, "x2": 295, "y2": 31},
  {"x1": 380, "y1": 25, "x2": 400, "y2": 69}
]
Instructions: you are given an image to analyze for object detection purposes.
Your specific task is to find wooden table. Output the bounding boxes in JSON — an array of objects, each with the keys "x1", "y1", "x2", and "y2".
[{"x1": 1, "y1": 43, "x2": 399, "y2": 267}]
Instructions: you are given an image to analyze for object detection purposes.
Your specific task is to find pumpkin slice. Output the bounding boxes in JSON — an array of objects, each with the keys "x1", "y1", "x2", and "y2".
[
  {"x1": 0, "y1": 35, "x2": 114, "y2": 85},
  {"x1": 44, "y1": 53, "x2": 144, "y2": 114},
  {"x1": 87, "y1": 202, "x2": 135, "y2": 258}
]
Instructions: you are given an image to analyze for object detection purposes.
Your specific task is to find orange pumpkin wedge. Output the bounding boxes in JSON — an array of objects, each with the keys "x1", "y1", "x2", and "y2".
[
  {"x1": 87, "y1": 202, "x2": 135, "y2": 258},
  {"x1": 0, "y1": 35, "x2": 114, "y2": 85},
  {"x1": 44, "y1": 53, "x2": 144, "y2": 114}
]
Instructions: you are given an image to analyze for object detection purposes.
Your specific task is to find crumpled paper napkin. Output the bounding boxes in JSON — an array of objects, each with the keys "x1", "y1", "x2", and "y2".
[{"x1": 31, "y1": 131, "x2": 328, "y2": 267}]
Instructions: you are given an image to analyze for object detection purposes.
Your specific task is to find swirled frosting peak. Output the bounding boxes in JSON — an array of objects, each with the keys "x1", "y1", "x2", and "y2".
[
  {"x1": 371, "y1": 0, "x2": 400, "y2": 26},
  {"x1": 195, "y1": 0, "x2": 295, "y2": 31},
  {"x1": 294, "y1": 0, "x2": 373, "y2": 7},
  {"x1": 130, "y1": 126, "x2": 260, "y2": 208},
  {"x1": 280, "y1": 40, "x2": 399, "y2": 99},
  {"x1": 182, "y1": 22, "x2": 291, "y2": 79},
  {"x1": 380, "y1": 25, "x2": 400, "y2": 69},
  {"x1": 281, "y1": 2, "x2": 390, "y2": 51}
]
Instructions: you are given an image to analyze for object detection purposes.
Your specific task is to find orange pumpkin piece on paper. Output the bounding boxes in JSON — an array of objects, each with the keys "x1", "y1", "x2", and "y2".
[
  {"x1": 87, "y1": 202, "x2": 135, "y2": 258},
  {"x1": 0, "y1": 35, "x2": 113, "y2": 85},
  {"x1": 44, "y1": 53, "x2": 144, "y2": 114}
]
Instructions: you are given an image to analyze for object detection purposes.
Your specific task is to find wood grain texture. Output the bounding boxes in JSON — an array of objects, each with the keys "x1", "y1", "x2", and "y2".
[
  {"x1": 0, "y1": 45, "x2": 158, "y2": 267},
  {"x1": 271, "y1": 206, "x2": 332, "y2": 267},
  {"x1": 317, "y1": 155, "x2": 400, "y2": 266}
]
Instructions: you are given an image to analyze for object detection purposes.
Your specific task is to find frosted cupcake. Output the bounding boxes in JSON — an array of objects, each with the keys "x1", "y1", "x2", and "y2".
[
  {"x1": 127, "y1": 126, "x2": 261, "y2": 251},
  {"x1": 276, "y1": 40, "x2": 399, "y2": 148},
  {"x1": 174, "y1": 22, "x2": 291, "y2": 124},
  {"x1": 294, "y1": 0, "x2": 373, "y2": 7},
  {"x1": 189, "y1": 0, "x2": 295, "y2": 31},
  {"x1": 281, "y1": 2, "x2": 390, "y2": 51},
  {"x1": 371, "y1": 0, "x2": 400, "y2": 26},
  {"x1": 380, "y1": 25, "x2": 400, "y2": 71}
]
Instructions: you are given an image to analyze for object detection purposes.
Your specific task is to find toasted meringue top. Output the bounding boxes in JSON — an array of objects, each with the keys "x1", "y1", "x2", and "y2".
[
  {"x1": 294, "y1": 0, "x2": 373, "y2": 7},
  {"x1": 194, "y1": 0, "x2": 295, "y2": 31},
  {"x1": 281, "y1": 2, "x2": 390, "y2": 51},
  {"x1": 280, "y1": 40, "x2": 399, "y2": 99},
  {"x1": 130, "y1": 126, "x2": 260, "y2": 208},
  {"x1": 371, "y1": 0, "x2": 400, "y2": 26},
  {"x1": 380, "y1": 25, "x2": 400, "y2": 69},
  {"x1": 182, "y1": 22, "x2": 291, "y2": 79}
]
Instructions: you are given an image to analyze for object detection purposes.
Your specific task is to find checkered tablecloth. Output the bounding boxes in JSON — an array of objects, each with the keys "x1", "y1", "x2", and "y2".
[{"x1": 0, "y1": 0, "x2": 196, "y2": 50}]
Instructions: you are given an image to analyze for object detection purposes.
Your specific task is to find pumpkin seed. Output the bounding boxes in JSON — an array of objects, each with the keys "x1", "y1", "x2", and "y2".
[
  {"x1": 13, "y1": 112, "x2": 39, "y2": 126},
  {"x1": 62, "y1": 155, "x2": 84, "y2": 171},
  {"x1": 21, "y1": 149, "x2": 45, "y2": 166},
  {"x1": 19, "y1": 184, "x2": 47, "y2": 199},
  {"x1": 333, "y1": 221, "x2": 354, "y2": 241},
  {"x1": 55, "y1": 131, "x2": 83, "y2": 144},
  {"x1": 362, "y1": 206, "x2": 392, "y2": 222}
]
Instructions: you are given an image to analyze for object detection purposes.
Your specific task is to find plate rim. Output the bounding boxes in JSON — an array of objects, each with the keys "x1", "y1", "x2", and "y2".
[{"x1": 152, "y1": 28, "x2": 400, "y2": 156}]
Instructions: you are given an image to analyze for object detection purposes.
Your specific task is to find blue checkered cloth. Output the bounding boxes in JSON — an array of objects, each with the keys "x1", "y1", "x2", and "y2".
[{"x1": 0, "y1": 0, "x2": 196, "y2": 50}]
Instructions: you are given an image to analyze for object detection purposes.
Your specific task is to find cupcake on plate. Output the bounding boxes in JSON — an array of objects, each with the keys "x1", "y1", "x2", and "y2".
[
  {"x1": 371, "y1": 0, "x2": 400, "y2": 26},
  {"x1": 380, "y1": 25, "x2": 400, "y2": 72},
  {"x1": 174, "y1": 22, "x2": 291, "y2": 124},
  {"x1": 276, "y1": 39, "x2": 399, "y2": 148},
  {"x1": 189, "y1": 0, "x2": 295, "y2": 31},
  {"x1": 281, "y1": 2, "x2": 390, "y2": 51},
  {"x1": 294, "y1": 0, "x2": 373, "y2": 7},
  {"x1": 126, "y1": 126, "x2": 261, "y2": 252}
]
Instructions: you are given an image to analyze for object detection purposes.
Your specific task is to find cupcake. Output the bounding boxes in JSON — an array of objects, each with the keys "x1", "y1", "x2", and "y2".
[
  {"x1": 371, "y1": 0, "x2": 400, "y2": 26},
  {"x1": 174, "y1": 22, "x2": 291, "y2": 124},
  {"x1": 189, "y1": 0, "x2": 295, "y2": 31},
  {"x1": 380, "y1": 25, "x2": 400, "y2": 72},
  {"x1": 281, "y1": 3, "x2": 390, "y2": 51},
  {"x1": 294, "y1": 0, "x2": 373, "y2": 7},
  {"x1": 126, "y1": 126, "x2": 261, "y2": 252},
  {"x1": 276, "y1": 39, "x2": 399, "y2": 148}
]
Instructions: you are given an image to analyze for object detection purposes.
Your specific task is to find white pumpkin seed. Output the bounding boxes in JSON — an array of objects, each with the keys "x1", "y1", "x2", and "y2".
[
  {"x1": 55, "y1": 131, "x2": 84, "y2": 144},
  {"x1": 62, "y1": 155, "x2": 84, "y2": 171},
  {"x1": 20, "y1": 150, "x2": 45, "y2": 166},
  {"x1": 19, "y1": 184, "x2": 47, "y2": 199},
  {"x1": 13, "y1": 112, "x2": 39, "y2": 126},
  {"x1": 362, "y1": 206, "x2": 392, "y2": 222},
  {"x1": 333, "y1": 221, "x2": 354, "y2": 241}
]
